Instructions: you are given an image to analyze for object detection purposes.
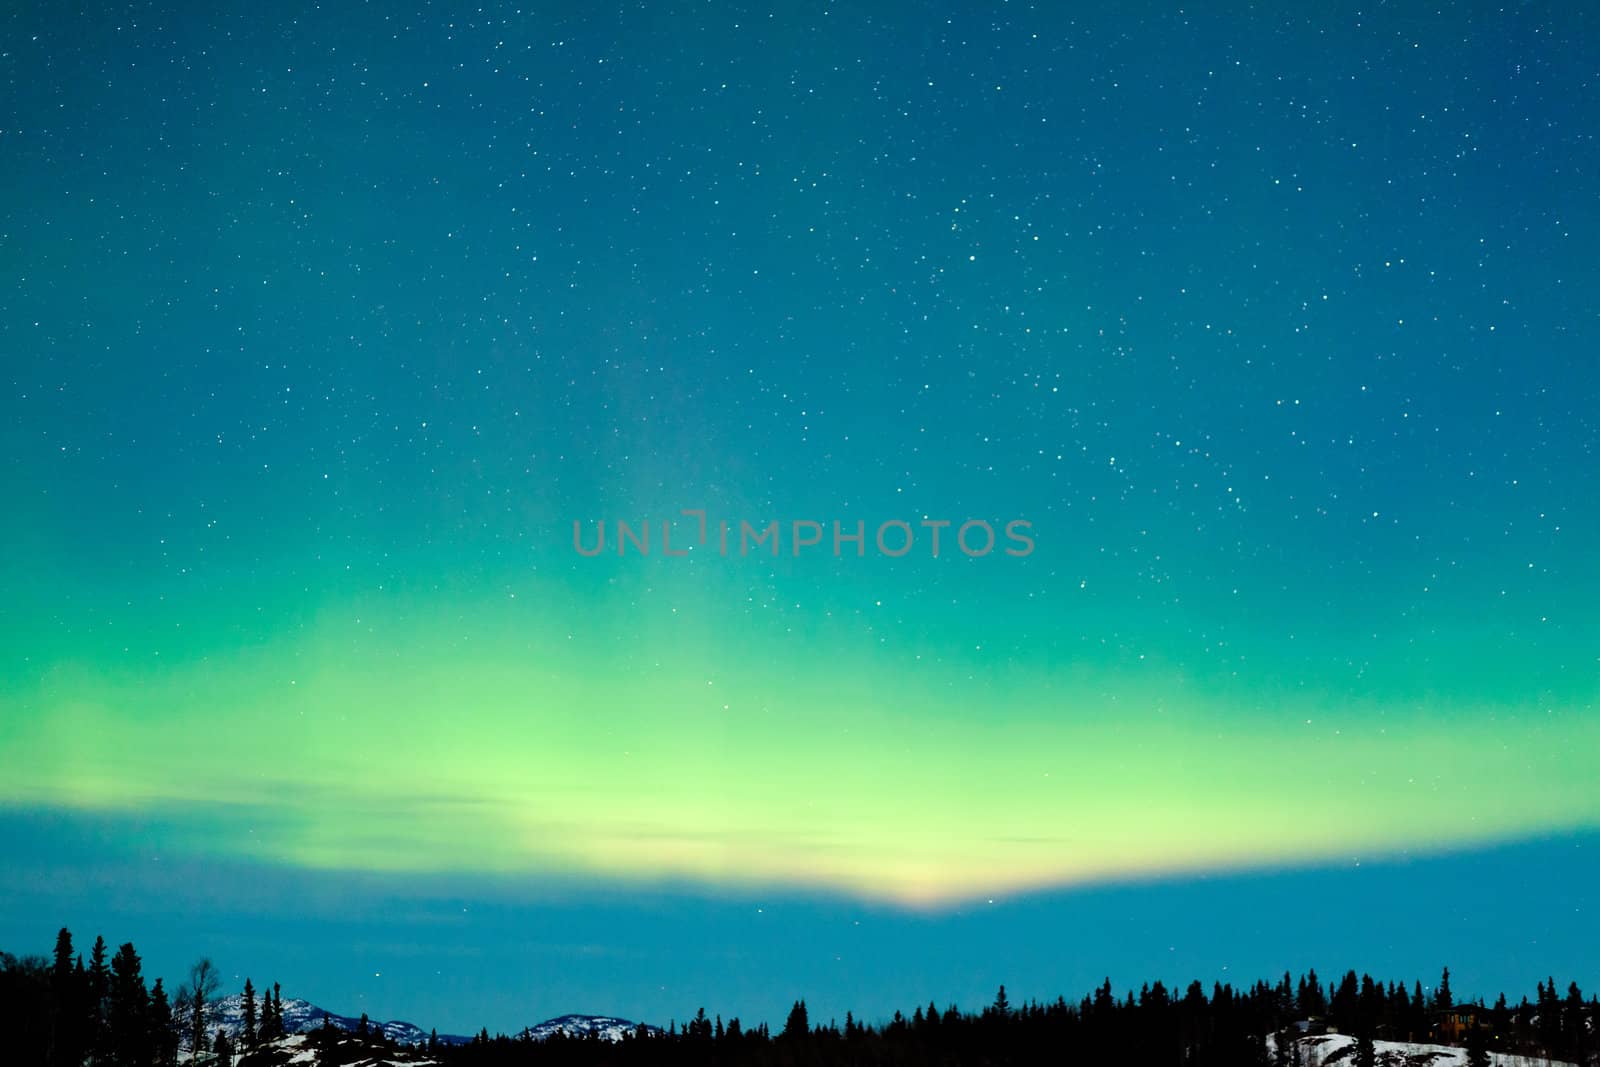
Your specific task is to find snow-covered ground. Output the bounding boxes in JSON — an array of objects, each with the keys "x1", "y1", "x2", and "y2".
[
  {"x1": 180, "y1": 1031, "x2": 443, "y2": 1066},
  {"x1": 1278, "y1": 1033, "x2": 1575, "y2": 1067},
  {"x1": 275, "y1": 1032, "x2": 442, "y2": 1067}
]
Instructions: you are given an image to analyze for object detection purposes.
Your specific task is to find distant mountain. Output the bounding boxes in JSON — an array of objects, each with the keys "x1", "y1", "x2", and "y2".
[
  {"x1": 519, "y1": 1014, "x2": 660, "y2": 1042},
  {"x1": 195, "y1": 994, "x2": 468, "y2": 1048},
  {"x1": 193, "y1": 995, "x2": 656, "y2": 1050}
]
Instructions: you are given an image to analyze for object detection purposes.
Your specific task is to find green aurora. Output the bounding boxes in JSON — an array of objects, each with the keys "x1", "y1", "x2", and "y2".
[{"x1": 5, "y1": 550, "x2": 1597, "y2": 905}]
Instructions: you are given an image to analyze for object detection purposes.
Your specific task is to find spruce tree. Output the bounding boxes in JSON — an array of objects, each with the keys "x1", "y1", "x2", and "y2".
[
  {"x1": 1299, "y1": 970, "x2": 1327, "y2": 1017},
  {"x1": 1356, "y1": 1028, "x2": 1376, "y2": 1067},
  {"x1": 149, "y1": 979, "x2": 178, "y2": 1067},
  {"x1": 256, "y1": 980, "x2": 284, "y2": 1041},
  {"x1": 1538, "y1": 979, "x2": 1561, "y2": 1053},
  {"x1": 266, "y1": 983, "x2": 281, "y2": 1039},
  {"x1": 1393, "y1": 982, "x2": 1412, "y2": 1039},
  {"x1": 782, "y1": 1000, "x2": 809, "y2": 1040},
  {"x1": 48, "y1": 930, "x2": 79, "y2": 1067},
  {"x1": 1491, "y1": 992, "x2": 1511, "y2": 1037},
  {"x1": 52, "y1": 929, "x2": 74, "y2": 984},
  {"x1": 88, "y1": 935, "x2": 110, "y2": 1061},
  {"x1": 108, "y1": 942, "x2": 148, "y2": 1067},
  {"x1": 1562, "y1": 982, "x2": 1584, "y2": 1063},
  {"x1": 1332, "y1": 971, "x2": 1361, "y2": 1032},
  {"x1": 241, "y1": 979, "x2": 256, "y2": 1048}
]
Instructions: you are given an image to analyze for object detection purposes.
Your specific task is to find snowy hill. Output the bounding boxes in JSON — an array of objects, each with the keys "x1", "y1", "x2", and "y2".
[
  {"x1": 1280, "y1": 1033, "x2": 1577, "y2": 1067},
  {"x1": 219, "y1": 1016, "x2": 656, "y2": 1066},
  {"x1": 189, "y1": 995, "x2": 655, "y2": 1051},
  {"x1": 519, "y1": 1013, "x2": 659, "y2": 1042},
  {"x1": 191, "y1": 994, "x2": 468, "y2": 1048}
]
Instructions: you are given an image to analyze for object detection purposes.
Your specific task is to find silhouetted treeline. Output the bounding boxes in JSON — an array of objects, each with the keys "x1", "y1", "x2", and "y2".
[
  {"x1": 0, "y1": 927, "x2": 287, "y2": 1066},
  {"x1": 445, "y1": 970, "x2": 1600, "y2": 1067},
  {"x1": 0, "y1": 928, "x2": 180, "y2": 1066},
  {"x1": 4, "y1": 927, "x2": 1597, "y2": 1067}
]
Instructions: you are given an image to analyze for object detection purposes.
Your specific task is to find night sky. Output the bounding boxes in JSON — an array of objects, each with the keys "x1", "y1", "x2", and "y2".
[{"x1": 3, "y1": 0, "x2": 1598, "y2": 1038}]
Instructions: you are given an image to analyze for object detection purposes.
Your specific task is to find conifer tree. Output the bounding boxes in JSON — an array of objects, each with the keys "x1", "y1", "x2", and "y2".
[
  {"x1": 89, "y1": 936, "x2": 109, "y2": 994},
  {"x1": 52, "y1": 929, "x2": 75, "y2": 984},
  {"x1": 1491, "y1": 992, "x2": 1511, "y2": 1037},
  {"x1": 108, "y1": 942, "x2": 148, "y2": 1067},
  {"x1": 149, "y1": 979, "x2": 179, "y2": 1067},
  {"x1": 782, "y1": 1000, "x2": 809, "y2": 1040},
  {"x1": 256, "y1": 980, "x2": 284, "y2": 1041},
  {"x1": 1332, "y1": 971, "x2": 1361, "y2": 1032},
  {"x1": 48, "y1": 930, "x2": 79, "y2": 1067},
  {"x1": 1356, "y1": 1027, "x2": 1376, "y2": 1067},
  {"x1": 1299, "y1": 970, "x2": 1327, "y2": 1017},
  {"x1": 241, "y1": 978, "x2": 256, "y2": 1048},
  {"x1": 1536, "y1": 979, "x2": 1560, "y2": 1052},
  {"x1": 1390, "y1": 982, "x2": 1411, "y2": 1039},
  {"x1": 1562, "y1": 982, "x2": 1585, "y2": 1063},
  {"x1": 88, "y1": 935, "x2": 111, "y2": 1061},
  {"x1": 1359, "y1": 973, "x2": 1381, "y2": 1033}
]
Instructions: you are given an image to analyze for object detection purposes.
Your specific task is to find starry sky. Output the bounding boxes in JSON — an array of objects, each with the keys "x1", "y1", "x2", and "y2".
[{"x1": 2, "y1": 0, "x2": 1598, "y2": 1036}]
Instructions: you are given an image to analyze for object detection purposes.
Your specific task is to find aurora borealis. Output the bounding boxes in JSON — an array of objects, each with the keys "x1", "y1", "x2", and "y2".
[
  {"x1": 5, "y1": 577, "x2": 1600, "y2": 905},
  {"x1": 3, "y1": 0, "x2": 1599, "y2": 1035}
]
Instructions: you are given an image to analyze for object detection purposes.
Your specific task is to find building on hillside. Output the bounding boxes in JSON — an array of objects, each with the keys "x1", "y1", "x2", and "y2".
[{"x1": 1432, "y1": 1005, "x2": 1485, "y2": 1043}]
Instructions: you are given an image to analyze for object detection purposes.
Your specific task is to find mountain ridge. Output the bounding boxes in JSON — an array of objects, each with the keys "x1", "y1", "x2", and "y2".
[{"x1": 196, "y1": 995, "x2": 656, "y2": 1049}]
